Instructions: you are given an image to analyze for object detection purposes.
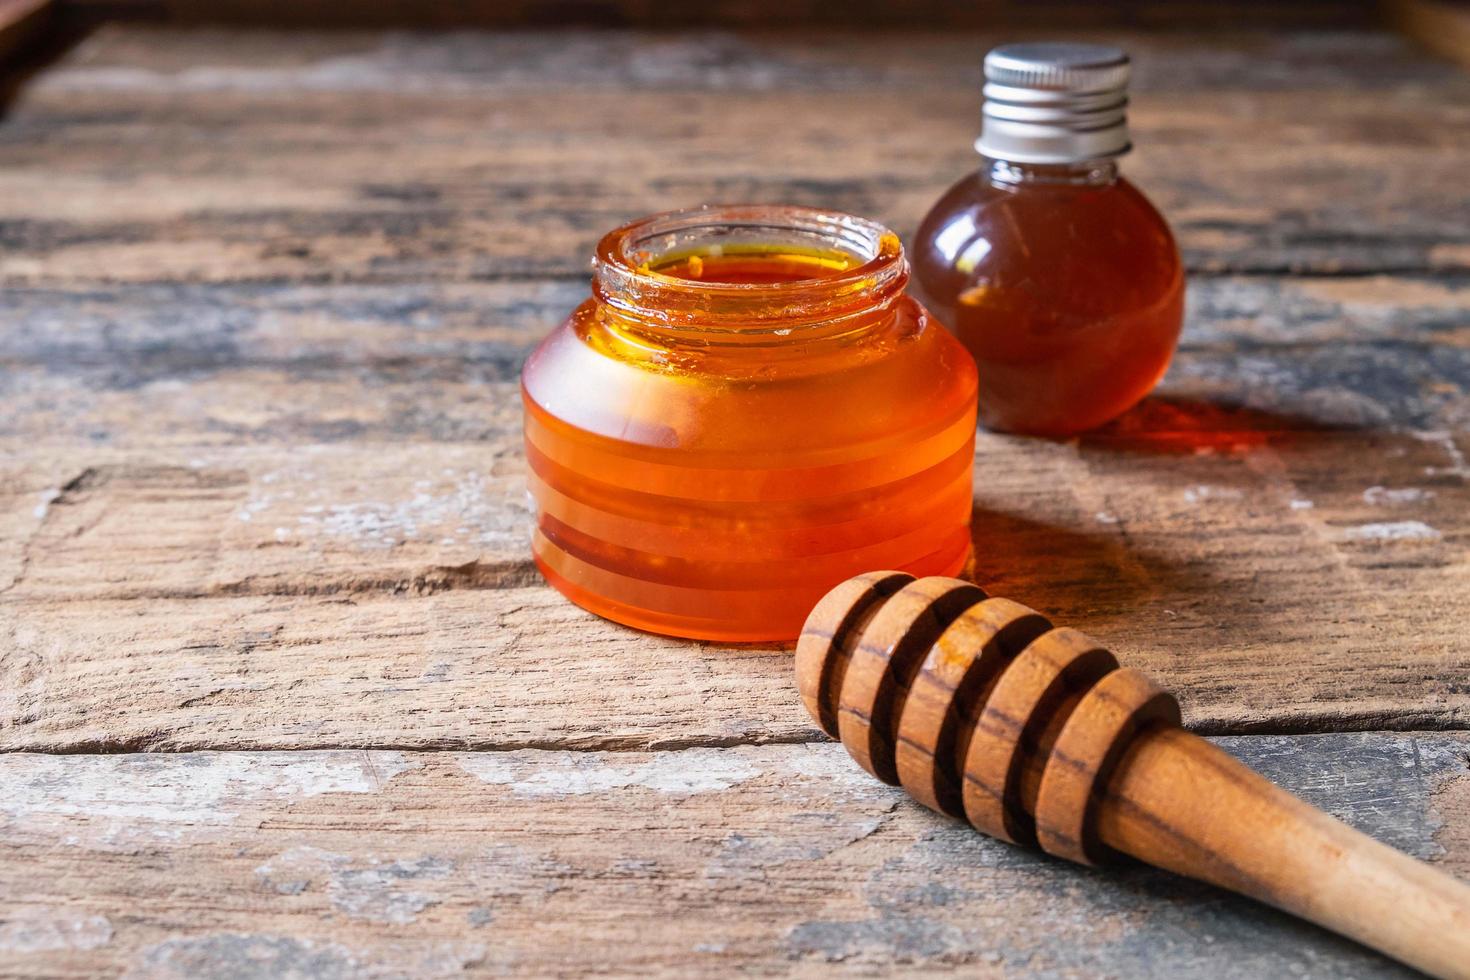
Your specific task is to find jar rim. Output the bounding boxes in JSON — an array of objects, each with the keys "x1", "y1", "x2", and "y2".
[{"x1": 591, "y1": 204, "x2": 908, "y2": 334}]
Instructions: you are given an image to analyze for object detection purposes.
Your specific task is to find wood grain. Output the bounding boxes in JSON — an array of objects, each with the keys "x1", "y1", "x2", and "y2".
[
  {"x1": 0, "y1": 733, "x2": 1465, "y2": 979},
  {"x1": 896, "y1": 596, "x2": 1051, "y2": 817},
  {"x1": 2, "y1": 274, "x2": 1467, "y2": 746},
  {"x1": 1101, "y1": 726, "x2": 1470, "y2": 980},
  {"x1": 794, "y1": 572, "x2": 1470, "y2": 975},
  {"x1": 835, "y1": 577, "x2": 988, "y2": 786},
  {"x1": 1, "y1": 24, "x2": 1468, "y2": 978},
  {"x1": 1, "y1": 402, "x2": 1466, "y2": 745},
  {"x1": 1, "y1": 29, "x2": 1467, "y2": 284},
  {"x1": 1, "y1": 276, "x2": 1465, "y2": 446},
  {"x1": 60, "y1": 0, "x2": 1379, "y2": 29}
]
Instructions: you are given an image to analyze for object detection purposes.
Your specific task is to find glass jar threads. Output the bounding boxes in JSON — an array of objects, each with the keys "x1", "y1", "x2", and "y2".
[{"x1": 522, "y1": 205, "x2": 979, "y2": 641}]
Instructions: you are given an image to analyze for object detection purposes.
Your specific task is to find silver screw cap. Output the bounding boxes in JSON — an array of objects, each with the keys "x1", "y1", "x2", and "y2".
[{"x1": 976, "y1": 42, "x2": 1132, "y2": 165}]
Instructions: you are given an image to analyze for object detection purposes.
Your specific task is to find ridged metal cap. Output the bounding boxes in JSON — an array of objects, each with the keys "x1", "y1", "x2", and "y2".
[{"x1": 976, "y1": 42, "x2": 1132, "y2": 165}]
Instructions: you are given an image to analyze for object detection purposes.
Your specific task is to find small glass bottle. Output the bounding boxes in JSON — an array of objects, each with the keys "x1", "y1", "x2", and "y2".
[
  {"x1": 912, "y1": 43, "x2": 1184, "y2": 436},
  {"x1": 523, "y1": 205, "x2": 978, "y2": 642}
]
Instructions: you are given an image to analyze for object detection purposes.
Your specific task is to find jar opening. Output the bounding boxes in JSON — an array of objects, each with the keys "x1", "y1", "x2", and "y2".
[
  {"x1": 593, "y1": 205, "x2": 908, "y2": 336},
  {"x1": 642, "y1": 246, "x2": 862, "y2": 286}
]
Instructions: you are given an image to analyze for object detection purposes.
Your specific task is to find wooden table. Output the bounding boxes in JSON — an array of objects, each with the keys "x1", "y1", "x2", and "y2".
[{"x1": 1, "y1": 23, "x2": 1468, "y2": 978}]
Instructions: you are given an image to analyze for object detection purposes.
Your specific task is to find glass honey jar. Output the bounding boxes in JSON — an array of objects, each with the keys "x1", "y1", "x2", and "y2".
[
  {"x1": 912, "y1": 43, "x2": 1185, "y2": 436},
  {"x1": 522, "y1": 205, "x2": 979, "y2": 641}
]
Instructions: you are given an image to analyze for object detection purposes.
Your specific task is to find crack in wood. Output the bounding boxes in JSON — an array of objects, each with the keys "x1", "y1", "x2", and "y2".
[
  {"x1": 203, "y1": 560, "x2": 544, "y2": 599},
  {"x1": 0, "y1": 730, "x2": 832, "y2": 756},
  {"x1": 0, "y1": 465, "x2": 92, "y2": 595},
  {"x1": 9, "y1": 716, "x2": 1470, "y2": 758}
]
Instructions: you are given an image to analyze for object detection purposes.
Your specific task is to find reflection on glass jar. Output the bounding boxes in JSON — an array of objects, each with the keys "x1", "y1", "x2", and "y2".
[
  {"x1": 522, "y1": 205, "x2": 979, "y2": 641},
  {"x1": 913, "y1": 43, "x2": 1185, "y2": 436}
]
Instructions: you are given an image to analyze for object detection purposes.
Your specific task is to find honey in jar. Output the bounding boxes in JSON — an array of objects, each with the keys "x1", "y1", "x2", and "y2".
[
  {"x1": 522, "y1": 205, "x2": 979, "y2": 641},
  {"x1": 912, "y1": 43, "x2": 1185, "y2": 436}
]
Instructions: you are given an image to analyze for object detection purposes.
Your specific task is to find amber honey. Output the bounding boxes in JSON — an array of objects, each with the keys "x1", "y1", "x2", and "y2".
[
  {"x1": 913, "y1": 162, "x2": 1184, "y2": 435},
  {"x1": 913, "y1": 42, "x2": 1185, "y2": 436},
  {"x1": 522, "y1": 206, "x2": 979, "y2": 641},
  {"x1": 649, "y1": 247, "x2": 858, "y2": 284}
]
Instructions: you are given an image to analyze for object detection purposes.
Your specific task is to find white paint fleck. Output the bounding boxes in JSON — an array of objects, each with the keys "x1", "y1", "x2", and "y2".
[
  {"x1": 126, "y1": 932, "x2": 487, "y2": 980},
  {"x1": 1363, "y1": 486, "x2": 1435, "y2": 506},
  {"x1": 1094, "y1": 511, "x2": 1119, "y2": 524},
  {"x1": 255, "y1": 845, "x2": 341, "y2": 895},
  {"x1": 1339, "y1": 521, "x2": 1442, "y2": 543},
  {"x1": 32, "y1": 488, "x2": 60, "y2": 521},
  {"x1": 294, "y1": 470, "x2": 529, "y2": 551},
  {"x1": 0, "y1": 752, "x2": 419, "y2": 843},
  {"x1": 0, "y1": 908, "x2": 112, "y2": 953},
  {"x1": 778, "y1": 744, "x2": 895, "y2": 798},
  {"x1": 1412, "y1": 430, "x2": 1470, "y2": 478},
  {"x1": 332, "y1": 857, "x2": 451, "y2": 925},
  {"x1": 1290, "y1": 499, "x2": 1314, "y2": 510},
  {"x1": 1183, "y1": 485, "x2": 1244, "y2": 504},
  {"x1": 457, "y1": 748, "x2": 761, "y2": 798},
  {"x1": 704, "y1": 807, "x2": 889, "y2": 881},
  {"x1": 234, "y1": 497, "x2": 272, "y2": 522},
  {"x1": 255, "y1": 847, "x2": 451, "y2": 924}
]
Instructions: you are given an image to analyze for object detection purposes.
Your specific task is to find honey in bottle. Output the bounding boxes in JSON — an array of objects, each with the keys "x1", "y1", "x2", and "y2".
[
  {"x1": 912, "y1": 43, "x2": 1184, "y2": 436},
  {"x1": 522, "y1": 205, "x2": 979, "y2": 642}
]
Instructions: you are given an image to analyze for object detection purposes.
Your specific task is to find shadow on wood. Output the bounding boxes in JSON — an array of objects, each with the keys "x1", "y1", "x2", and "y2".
[
  {"x1": 0, "y1": 0, "x2": 91, "y2": 116},
  {"x1": 967, "y1": 505, "x2": 1218, "y2": 617}
]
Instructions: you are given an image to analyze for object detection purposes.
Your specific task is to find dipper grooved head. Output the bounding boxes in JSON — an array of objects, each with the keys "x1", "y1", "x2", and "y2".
[{"x1": 797, "y1": 573, "x2": 1175, "y2": 864}]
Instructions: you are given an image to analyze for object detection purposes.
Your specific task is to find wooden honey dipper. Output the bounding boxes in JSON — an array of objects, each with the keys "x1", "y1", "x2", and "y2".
[{"x1": 796, "y1": 571, "x2": 1470, "y2": 979}]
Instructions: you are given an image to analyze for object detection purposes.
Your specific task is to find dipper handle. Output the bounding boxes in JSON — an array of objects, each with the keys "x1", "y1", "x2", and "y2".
[
  {"x1": 1102, "y1": 727, "x2": 1470, "y2": 980},
  {"x1": 796, "y1": 572, "x2": 1470, "y2": 979}
]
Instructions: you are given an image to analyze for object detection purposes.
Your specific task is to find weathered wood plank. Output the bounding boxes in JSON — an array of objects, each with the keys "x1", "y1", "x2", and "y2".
[
  {"x1": 0, "y1": 447, "x2": 534, "y2": 599},
  {"x1": 0, "y1": 272, "x2": 1465, "y2": 746},
  {"x1": 3, "y1": 425, "x2": 1467, "y2": 750},
  {"x1": 0, "y1": 277, "x2": 1467, "y2": 452},
  {"x1": 5, "y1": 341, "x2": 1466, "y2": 451},
  {"x1": 2, "y1": 23, "x2": 1464, "y2": 977},
  {"x1": 6, "y1": 429, "x2": 1469, "y2": 609},
  {"x1": 56, "y1": 1, "x2": 1380, "y2": 30},
  {"x1": 4, "y1": 420, "x2": 1466, "y2": 603},
  {"x1": 0, "y1": 454, "x2": 78, "y2": 595},
  {"x1": 1, "y1": 29, "x2": 1467, "y2": 283},
  {"x1": 0, "y1": 734, "x2": 1466, "y2": 978},
  {"x1": 4, "y1": 276, "x2": 1468, "y2": 373},
  {"x1": 24, "y1": 27, "x2": 1449, "y2": 96}
]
